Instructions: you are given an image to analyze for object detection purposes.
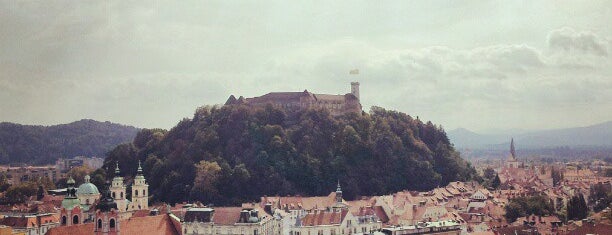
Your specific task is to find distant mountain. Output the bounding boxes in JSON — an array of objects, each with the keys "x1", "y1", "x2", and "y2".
[
  {"x1": 0, "y1": 119, "x2": 139, "y2": 165},
  {"x1": 448, "y1": 121, "x2": 612, "y2": 149}
]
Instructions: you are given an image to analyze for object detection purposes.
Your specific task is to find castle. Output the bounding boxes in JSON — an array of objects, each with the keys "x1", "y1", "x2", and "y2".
[{"x1": 225, "y1": 82, "x2": 362, "y2": 116}]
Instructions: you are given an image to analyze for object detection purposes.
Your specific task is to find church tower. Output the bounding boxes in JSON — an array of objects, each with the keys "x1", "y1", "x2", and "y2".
[
  {"x1": 60, "y1": 177, "x2": 83, "y2": 226},
  {"x1": 130, "y1": 160, "x2": 149, "y2": 210},
  {"x1": 506, "y1": 138, "x2": 520, "y2": 168},
  {"x1": 335, "y1": 180, "x2": 343, "y2": 203},
  {"x1": 94, "y1": 180, "x2": 120, "y2": 235},
  {"x1": 110, "y1": 162, "x2": 127, "y2": 212}
]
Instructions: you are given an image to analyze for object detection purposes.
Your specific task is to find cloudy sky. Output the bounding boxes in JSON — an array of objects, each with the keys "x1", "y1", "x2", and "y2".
[{"x1": 1, "y1": 1, "x2": 611, "y2": 132}]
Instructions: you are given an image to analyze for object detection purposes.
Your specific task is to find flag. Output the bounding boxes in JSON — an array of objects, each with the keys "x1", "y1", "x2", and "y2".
[{"x1": 349, "y1": 69, "x2": 359, "y2": 75}]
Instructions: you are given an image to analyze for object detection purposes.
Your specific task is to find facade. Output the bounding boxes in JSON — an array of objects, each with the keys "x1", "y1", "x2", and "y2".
[
  {"x1": 225, "y1": 82, "x2": 362, "y2": 116},
  {"x1": 109, "y1": 162, "x2": 150, "y2": 217},
  {"x1": 182, "y1": 207, "x2": 280, "y2": 235},
  {"x1": 129, "y1": 161, "x2": 149, "y2": 211},
  {"x1": 110, "y1": 163, "x2": 128, "y2": 213},
  {"x1": 2, "y1": 166, "x2": 61, "y2": 186}
]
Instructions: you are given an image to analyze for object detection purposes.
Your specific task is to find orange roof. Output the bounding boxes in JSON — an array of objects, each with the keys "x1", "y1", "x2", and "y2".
[
  {"x1": 301, "y1": 210, "x2": 347, "y2": 226},
  {"x1": 212, "y1": 207, "x2": 243, "y2": 225},
  {"x1": 46, "y1": 214, "x2": 181, "y2": 235}
]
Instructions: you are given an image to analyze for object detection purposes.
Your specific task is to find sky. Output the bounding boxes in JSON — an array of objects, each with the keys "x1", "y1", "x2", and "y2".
[{"x1": 1, "y1": 1, "x2": 611, "y2": 132}]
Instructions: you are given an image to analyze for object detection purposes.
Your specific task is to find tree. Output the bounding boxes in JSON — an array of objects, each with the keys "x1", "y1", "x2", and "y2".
[
  {"x1": 551, "y1": 167, "x2": 564, "y2": 186},
  {"x1": 66, "y1": 166, "x2": 93, "y2": 185},
  {"x1": 4, "y1": 182, "x2": 38, "y2": 203},
  {"x1": 567, "y1": 193, "x2": 588, "y2": 221},
  {"x1": 491, "y1": 174, "x2": 501, "y2": 189},
  {"x1": 504, "y1": 195, "x2": 554, "y2": 223},
  {"x1": 192, "y1": 160, "x2": 222, "y2": 202}
]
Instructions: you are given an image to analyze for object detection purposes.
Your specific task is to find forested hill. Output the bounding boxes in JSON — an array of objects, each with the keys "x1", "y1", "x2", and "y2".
[
  {"x1": 104, "y1": 105, "x2": 477, "y2": 205},
  {"x1": 0, "y1": 119, "x2": 139, "y2": 165}
]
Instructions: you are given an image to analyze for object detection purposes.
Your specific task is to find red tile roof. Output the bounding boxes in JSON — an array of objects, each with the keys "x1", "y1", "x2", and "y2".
[
  {"x1": 301, "y1": 210, "x2": 347, "y2": 226},
  {"x1": 211, "y1": 207, "x2": 243, "y2": 225},
  {"x1": 46, "y1": 214, "x2": 181, "y2": 235}
]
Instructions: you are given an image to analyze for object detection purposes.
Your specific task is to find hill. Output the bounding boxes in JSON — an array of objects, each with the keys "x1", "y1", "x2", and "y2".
[
  {"x1": 0, "y1": 119, "x2": 139, "y2": 165},
  {"x1": 103, "y1": 104, "x2": 477, "y2": 205},
  {"x1": 448, "y1": 121, "x2": 612, "y2": 149}
]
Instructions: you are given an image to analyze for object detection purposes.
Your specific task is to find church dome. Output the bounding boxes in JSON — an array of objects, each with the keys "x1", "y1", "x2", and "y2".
[{"x1": 77, "y1": 175, "x2": 100, "y2": 195}]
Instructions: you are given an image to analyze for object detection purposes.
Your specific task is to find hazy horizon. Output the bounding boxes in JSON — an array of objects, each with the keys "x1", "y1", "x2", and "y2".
[{"x1": 1, "y1": 1, "x2": 611, "y2": 131}]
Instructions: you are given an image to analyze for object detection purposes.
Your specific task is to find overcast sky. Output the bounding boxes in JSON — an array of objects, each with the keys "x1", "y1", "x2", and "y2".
[{"x1": 1, "y1": 1, "x2": 611, "y2": 132}]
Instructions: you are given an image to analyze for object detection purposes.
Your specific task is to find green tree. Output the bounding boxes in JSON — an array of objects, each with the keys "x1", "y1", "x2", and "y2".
[{"x1": 567, "y1": 193, "x2": 588, "y2": 221}]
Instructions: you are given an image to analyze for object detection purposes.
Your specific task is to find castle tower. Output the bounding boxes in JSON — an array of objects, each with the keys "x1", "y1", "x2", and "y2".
[
  {"x1": 351, "y1": 82, "x2": 360, "y2": 100},
  {"x1": 94, "y1": 180, "x2": 120, "y2": 235},
  {"x1": 130, "y1": 160, "x2": 149, "y2": 210},
  {"x1": 110, "y1": 162, "x2": 127, "y2": 212}
]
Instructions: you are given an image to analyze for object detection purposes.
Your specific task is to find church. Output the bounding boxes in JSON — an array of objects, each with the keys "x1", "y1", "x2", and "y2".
[
  {"x1": 58, "y1": 161, "x2": 150, "y2": 226},
  {"x1": 225, "y1": 82, "x2": 362, "y2": 116},
  {"x1": 506, "y1": 138, "x2": 520, "y2": 169}
]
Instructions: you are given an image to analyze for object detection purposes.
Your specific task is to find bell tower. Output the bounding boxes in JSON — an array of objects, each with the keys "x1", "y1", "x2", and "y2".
[
  {"x1": 131, "y1": 160, "x2": 149, "y2": 210},
  {"x1": 110, "y1": 162, "x2": 127, "y2": 212}
]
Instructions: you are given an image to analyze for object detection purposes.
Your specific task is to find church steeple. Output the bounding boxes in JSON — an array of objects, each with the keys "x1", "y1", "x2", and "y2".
[
  {"x1": 335, "y1": 180, "x2": 342, "y2": 203},
  {"x1": 137, "y1": 160, "x2": 143, "y2": 175},
  {"x1": 510, "y1": 138, "x2": 516, "y2": 159},
  {"x1": 114, "y1": 161, "x2": 120, "y2": 175}
]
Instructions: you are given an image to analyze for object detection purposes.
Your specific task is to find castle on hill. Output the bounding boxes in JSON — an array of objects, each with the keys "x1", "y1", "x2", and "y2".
[{"x1": 225, "y1": 82, "x2": 362, "y2": 116}]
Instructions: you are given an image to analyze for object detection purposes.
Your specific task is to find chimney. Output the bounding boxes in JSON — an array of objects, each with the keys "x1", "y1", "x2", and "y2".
[{"x1": 351, "y1": 82, "x2": 360, "y2": 100}]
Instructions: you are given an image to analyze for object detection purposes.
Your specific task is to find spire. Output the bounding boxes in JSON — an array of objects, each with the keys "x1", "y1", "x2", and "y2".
[
  {"x1": 137, "y1": 160, "x2": 143, "y2": 175},
  {"x1": 510, "y1": 138, "x2": 516, "y2": 159},
  {"x1": 335, "y1": 180, "x2": 343, "y2": 204},
  {"x1": 84, "y1": 175, "x2": 91, "y2": 183},
  {"x1": 115, "y1": 161, "x2": 120, "y2": 175}
]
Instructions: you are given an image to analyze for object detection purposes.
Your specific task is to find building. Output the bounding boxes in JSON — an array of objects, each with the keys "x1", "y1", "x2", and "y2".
[
  {"x1": 77, "y1": 175, "x2": 101, "y2": 209},
  {"x1": 182, "y1": 206, "x2": 279, "y2": 235},
  {"x1": 2, "y1": 166, "x2": 61, "y2": 186},
  {"x1": 225, "y1": 82, "x2": 362, "y2": 116},
  {"x1": 110, "y1": 163, "x2": 128, "y2": 213},
  {"x1": 288, "y1": 182, "x2": 382, "y2": 235},
  {"x1": 381, "y1": 220, "x2": 461, "y2": 235},
  {"x1": 505, "y1": 139, "x2": 520, "y2": 169},
  {"x1": 47, "y1": 180, "x2": 181, "y2": 235},
  {"x1": 110, "y1": 162, "x2": 150, "y2": 217},
  {"x1": 129, "y1": 161, "x2": 149, "y2": 211},
  {"x1": 0, "y1": 213, "x2": 59, "y2": 235},
  {"x1": 60, "y1": 177, "x2": 86, "y2": 226}
]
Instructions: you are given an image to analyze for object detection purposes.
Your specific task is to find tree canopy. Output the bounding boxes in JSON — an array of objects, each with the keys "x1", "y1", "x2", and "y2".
[
  {"x1": 103, "y1": 105, "x2": 477, "y2": 205},
  {"x1": 0, "y1": 119, "x2": 138, "y2": 164}
]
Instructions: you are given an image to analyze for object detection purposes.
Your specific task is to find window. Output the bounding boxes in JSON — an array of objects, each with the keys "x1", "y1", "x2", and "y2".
[
  {"x1": 110, "y1": 219, "x2": 116, "y2": 228},
  {"x1": 112, "y1": 192, "x2": 116, "y2": 198},
  {"x1": 98, "y1": 219, "x2": 102, "y2": 229},
  {"x1": 73, "y1": 215, "x2": 79, "y2": 224},
  {"x1": 86, "y1": 199, "x2": 90, "y2": 204},
  {"x1": 61, "y1": 216, "x2": 66, "y2": 225},
  {"x1": 143, "y1": 190, "x2": 146, "y2": 196},
  {"x1": 135, "y1": 190, "x2": 138, "y2": 196},
  {"x1": 120, "y1": 192, "x2": 124, "y2": 199}
]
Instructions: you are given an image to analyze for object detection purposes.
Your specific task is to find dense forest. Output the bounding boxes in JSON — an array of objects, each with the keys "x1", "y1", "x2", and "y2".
[
  {"x1": 0, "y1": 119, "x2": 139, "y2": 164},
  {"x1": 104, "y1": 105, "x2": 477, "y2": 205}
]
